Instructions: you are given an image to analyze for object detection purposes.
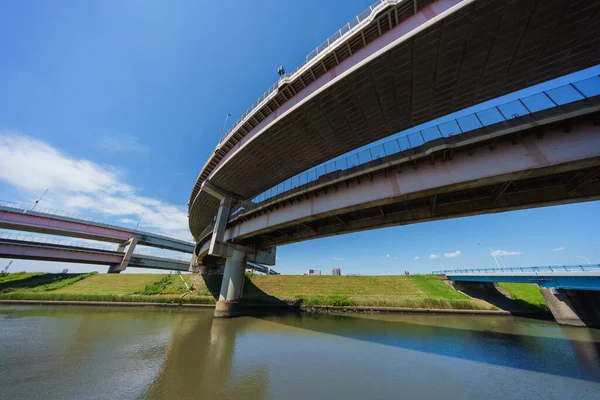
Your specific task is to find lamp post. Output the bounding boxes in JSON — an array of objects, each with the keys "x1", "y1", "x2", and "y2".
[
  {"x1": 477, "y1": 243, "x2": 502, "y2": 269},
  {"x1": 219, "y1": 113, "x2": 232, "y2": 142},
  {"x1": 29, "y1": 189, "x2": 49, "y2": 212},
  {"x1": 135, "y1": 213, "x2": 144, "y2": 231},
  {"x1": 574, "y1": 256, "x2": 591, "y2": 265}
]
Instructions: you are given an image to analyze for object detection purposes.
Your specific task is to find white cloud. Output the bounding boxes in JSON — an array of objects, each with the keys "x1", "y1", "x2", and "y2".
[
  {"x1": 393, "y1": 257, "x2": 398, "y2": 260},
  {"x1": 491, "y1": 250, "x2": 522, "y2": 257},
  {"x1": 332, "y1": 257, "x2": 344, "y2": 261},
  {"x1": 414, "y1": 256, "x2": 419, "y2": 260},
  {"x1": 429, "y1": 254, "x2": 440, "y2": 259},
  {"x1": 93, "y1": 134, "x2": 150, "y2": 154},
  {"x1": 444, "y1": 250, "x2": 461, "y2": 258},
  {"x1": 551, "y1": 247, "x2": 566, "y2": 252},
  {"x1": 0, "y1": 132, "x2": 190, "y2": 240}
]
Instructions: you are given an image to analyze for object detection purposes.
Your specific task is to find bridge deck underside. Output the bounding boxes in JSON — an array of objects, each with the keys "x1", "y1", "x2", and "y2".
[
  {"x1": 0, "y1": 239, "x2": 191, "y2": 271},
  {"x1": 238, "y1": 161, "x2": 600, "y2": 248},
  {"x1": 189, "y1": 0, "x2": 600, "y2": 238},
  {"x1": 224, "y1": 111, "x2": 600, "y2": 247}
]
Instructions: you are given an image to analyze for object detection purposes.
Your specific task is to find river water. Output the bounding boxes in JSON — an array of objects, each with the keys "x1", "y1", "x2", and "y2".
[{"x1": 0, "y1": 306, "x2": 599, "y2": 399}]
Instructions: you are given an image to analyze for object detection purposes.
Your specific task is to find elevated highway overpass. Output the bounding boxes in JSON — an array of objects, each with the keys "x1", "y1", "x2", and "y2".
[
  {"x1": 193, "y1": 85, "x2": 600, "y2": 265},
  {"x1": 0, "y1": 202, "x2": 194, "y2": 254},
  {"x1": 0, "y1": 236, "x2": 278, "y2": 275},
  {"x1": 223, "y1": 95, "x2": 600, "y2": 248},
  {"x1": 0, "y1": 237, "x2": 190, "y2": 272},
  {"x1": 189, "y1": 0, "x2": 600, "y2": 316}
]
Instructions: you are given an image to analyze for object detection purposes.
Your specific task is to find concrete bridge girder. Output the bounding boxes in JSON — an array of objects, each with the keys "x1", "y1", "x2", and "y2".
[
  {"x1": 224, "y1": 119, "x2": 600, "y2": 247},
  {"x1": 0, "y1": 206, "x2": 194, "y2": 253},
  {"x1": 0, "y1": 238, "x2": 191, "y2": 272}
]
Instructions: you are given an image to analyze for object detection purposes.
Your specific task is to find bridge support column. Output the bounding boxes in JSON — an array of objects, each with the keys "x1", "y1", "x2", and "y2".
[
  {"x1": 209, "y1": 197, "x2": 233, "y2": 254},
  {"x1": 214, "y1": 249, "x2": 246, "y2": 318},
  {"x1": 188, "y1": 252, "x2": 200, "y2": 273},
  {"x1": 107, "y1": 237, "x2": 138, "y2": 274},
  {"x1": 540, "y1": 288, "x2": 600, "y2": 328}
]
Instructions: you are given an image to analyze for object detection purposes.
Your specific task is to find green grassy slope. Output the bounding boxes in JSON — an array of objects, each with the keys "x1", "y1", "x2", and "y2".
[
  {"x1": 0, "y1": 272, "x2": 95, "y2": 293},
  {"x1": 3, "y1": 272, "x2": 546, "y2": 311},
  {"x1": 54, "y1": 274, "x2": 164, "y2": 295},
  {"x1": 244, "y1": 275, "x2": 468, "y2": 300},
  {"x1": 498, "y1": 282, "x2": 548, "y2": 310}
]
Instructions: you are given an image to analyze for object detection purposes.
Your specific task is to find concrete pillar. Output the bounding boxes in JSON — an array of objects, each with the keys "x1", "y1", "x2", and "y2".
[
  {"x1": 214, "y1": 249, "x2": 246, "y2": 318},
  {"x1": 107, "y1": 237, "x2": 138, "y2": 274},
  {"x1": 540, "y1": 288, "x2": 586, "y2": 327},
  {"x1": 188, "y1": 252, "x2": 200, "y2": 273},
  {"x1": 209, "y1": 197, "x2": 232, "y2": 255},
  {"x1": 541, "y1": 288, "x2": 600, "y2": 327}
]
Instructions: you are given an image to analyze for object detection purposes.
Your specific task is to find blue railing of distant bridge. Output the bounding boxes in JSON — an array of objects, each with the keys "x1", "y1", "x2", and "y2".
[
  {"x1": 434, "y1": 265, "x2": 600, "y2": 275},
  {"x1": 435, "y1": 265, "x2": 600, "y2": 291}
]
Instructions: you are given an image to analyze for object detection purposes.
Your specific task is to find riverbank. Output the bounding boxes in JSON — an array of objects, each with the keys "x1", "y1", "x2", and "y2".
[
  {"x1": 0, "y1": 272, "x2": 549, "y2": 314},
  {"x1": 0, "y1": 299, "x2": 511, "y2": 316}
]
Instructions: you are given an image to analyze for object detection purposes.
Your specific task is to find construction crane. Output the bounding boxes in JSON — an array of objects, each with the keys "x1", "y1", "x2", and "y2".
[{"x1": 2, "y1": 261, "x2": 12, "y2": 274}]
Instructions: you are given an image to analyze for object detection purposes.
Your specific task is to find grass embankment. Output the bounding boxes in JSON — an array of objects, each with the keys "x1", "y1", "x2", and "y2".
[
  {"x1": 0, "y1": 273, "x2": 213, "y2": 304},
  {"x1": 0, "y1": 272, "x2": 96, "y2": 293},
  {"x1": 241, "y1": 274, "x2": 492, "y2": 310},
  {"x1": 0, "y1": 273, "x2": 511, "y2": 311},
  {"x1": 498, "y1": 282, "x2": 549, "y2": 311}
]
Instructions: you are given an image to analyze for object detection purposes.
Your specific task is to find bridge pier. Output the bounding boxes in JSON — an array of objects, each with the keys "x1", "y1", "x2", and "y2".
[
  {"x1": 540, "y1": 288, "x2": 600, "y2": 328},
  {"x1": 214, "y1": 249, "x2": 246, "y2": 318},
  {"x1": 107, "y1": 237, "x2": 138, "y2": 274}
]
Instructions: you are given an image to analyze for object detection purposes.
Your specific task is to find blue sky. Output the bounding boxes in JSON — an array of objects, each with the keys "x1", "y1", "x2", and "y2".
[{"x1": 0, "y1": 0, "x2": 598, "y2": 274}]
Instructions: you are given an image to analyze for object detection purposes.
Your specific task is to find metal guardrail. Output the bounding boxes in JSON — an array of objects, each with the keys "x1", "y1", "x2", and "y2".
[
  {"x1": 433, "y1": 265, "x2": 600, "y2": 275},
  {"x1": 218, "y1": 0, "x2": 392, "y2": 146},
  {"x1": 0, "y1": 200, "x2": 195, "y2": 244},
  {"x1": 237, "y1": 75, "x2": 600, "y2": 211}
]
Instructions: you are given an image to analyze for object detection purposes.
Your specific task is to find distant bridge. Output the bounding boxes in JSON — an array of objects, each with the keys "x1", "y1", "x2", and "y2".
[
  {"x1": 438, "y1": 265, "x2": 600, "y2": 291},
  {"x1": 0, "y1": 203, "x2": 278, "y2": 274},
  {"x1": 0, "y1": 201, "x2": 194, "y2": 253},
  {"x1": 0, "y1": 236, "x2": 278, "y2": 275},
  {"x1": 439, "y1": 265, "x2": 600, "y2": 327}
]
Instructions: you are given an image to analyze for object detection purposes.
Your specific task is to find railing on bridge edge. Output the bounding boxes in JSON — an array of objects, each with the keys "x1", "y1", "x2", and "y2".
[
  {"x1": 433, "y1": 265, "x2": 600, "y2": 275},
  {"x1": 232, "y1": 74, "x2": 600, "y2": 215},
  {"x1": 0, "y1": 200, "x2": 195, "y2": 245},
  {"x1": 219, "y1": 0, "x2": 392, "y2": 145}
]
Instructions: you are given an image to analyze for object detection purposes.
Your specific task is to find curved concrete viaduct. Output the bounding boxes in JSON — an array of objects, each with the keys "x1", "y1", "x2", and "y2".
[
  {"x1": 189, "y1": 0, "x2": 600, "y2": 238},
  {"x1": 188, "y1": 0, "x2": 600, "y2": 315}
]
